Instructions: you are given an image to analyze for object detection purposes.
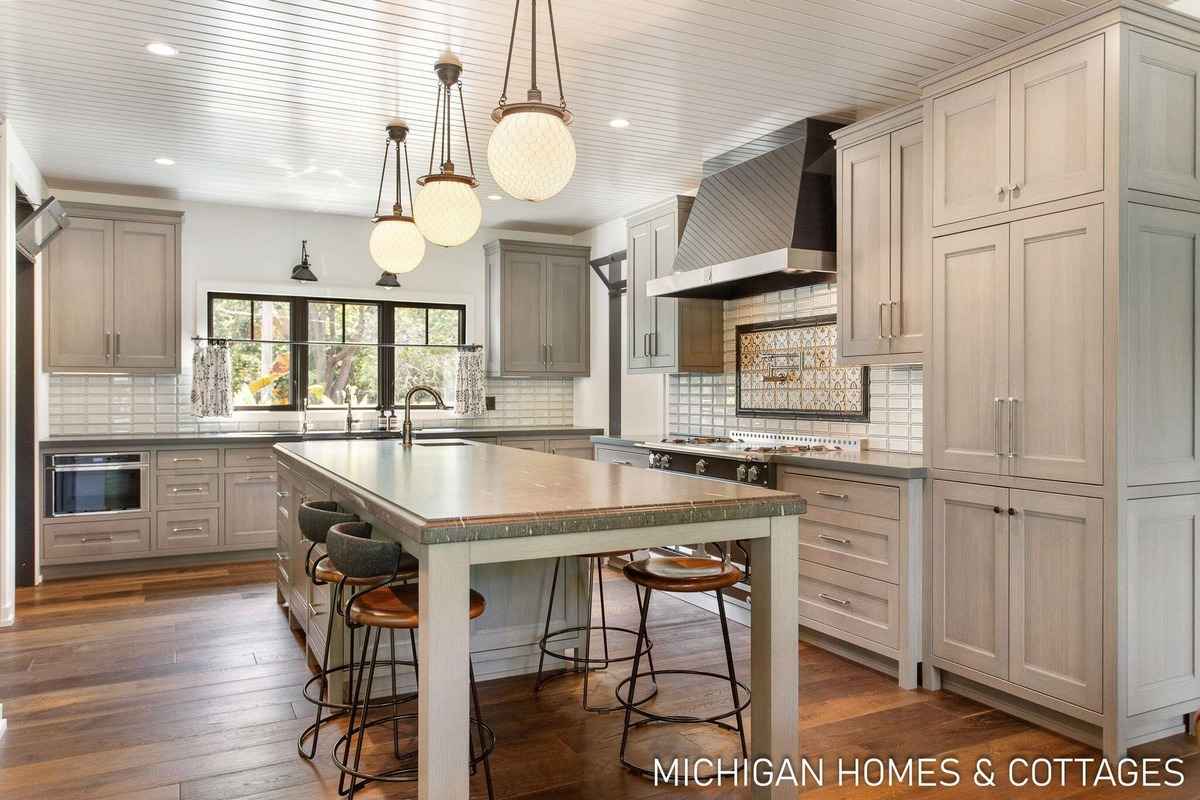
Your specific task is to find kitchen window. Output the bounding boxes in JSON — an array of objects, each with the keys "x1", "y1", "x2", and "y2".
[{"x1": 207, "y1": 293, "x2": 466, "y2": 411}]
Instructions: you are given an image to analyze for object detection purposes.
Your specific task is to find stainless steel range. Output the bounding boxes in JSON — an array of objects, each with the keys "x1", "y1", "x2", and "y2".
[{"x1": 641, "y1": 430, "x2": 867, "y2": 488}]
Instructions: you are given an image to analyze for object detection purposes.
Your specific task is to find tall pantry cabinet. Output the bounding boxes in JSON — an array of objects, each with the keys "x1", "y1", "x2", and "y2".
[{"x1": 920, "y1": 0, "x2": 1200, "y2": 758}]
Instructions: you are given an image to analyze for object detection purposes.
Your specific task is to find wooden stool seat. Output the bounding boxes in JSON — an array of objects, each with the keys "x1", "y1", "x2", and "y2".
[
  {"x1": 624, "y1": 556, "x2": 743, "y2": 593},
  {"x1": 312, "y1": 553, "x2": 418, "y2": 586},
  {"x1": 350, "y1": 584, "x2": 486, "y2": 629}
]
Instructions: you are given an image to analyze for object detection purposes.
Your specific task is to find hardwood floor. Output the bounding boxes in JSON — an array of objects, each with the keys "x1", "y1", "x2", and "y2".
[{"x1": 1, "y1": 561, "x2": 1198, "y2": 799}]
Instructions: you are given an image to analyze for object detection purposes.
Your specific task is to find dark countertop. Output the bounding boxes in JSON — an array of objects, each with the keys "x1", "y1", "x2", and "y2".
[
  {"x1": 276, "y1": 439, "x2": 805, "y2": 545},
  {"x1": 771, "y1": 449, "x2": 926, "y2": 479},
  {"x1": 589, "y1": 433, "x2": 659, "y2": 449},
  {"x1": 40, "y1": 426, "x2": 604, "y2": 450}
]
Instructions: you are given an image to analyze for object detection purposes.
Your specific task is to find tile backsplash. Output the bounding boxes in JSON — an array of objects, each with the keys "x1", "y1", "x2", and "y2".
[
  {"x1": 667, "y1": 283, "x2": 924, "y2": 453},
  {"x1": 46, "y1": 374, "x2": 575, "y2": 436}
]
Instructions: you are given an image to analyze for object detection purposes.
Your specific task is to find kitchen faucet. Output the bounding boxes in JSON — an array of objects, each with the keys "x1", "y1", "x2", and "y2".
[
  {"x1": 401, "y1": 385, "x2": 448, "y2": 447},
  {"x1": 345, "y1": 404, "x2": 355, "y2": 433}
]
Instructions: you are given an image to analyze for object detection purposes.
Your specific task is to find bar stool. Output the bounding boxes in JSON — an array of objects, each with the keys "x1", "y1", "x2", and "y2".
[
  {"x1": 534, "y1": 551, "x2": 658, "y2": 712},
  {"x1": 295, "y1": 503, "x2": 418, "y2": 760},
  {"x1": 616, "y1": 554, "x2": 750, "y2": 781},
  {"x1": 327, "y1": 521, "x2": 495, "y2": 800}
]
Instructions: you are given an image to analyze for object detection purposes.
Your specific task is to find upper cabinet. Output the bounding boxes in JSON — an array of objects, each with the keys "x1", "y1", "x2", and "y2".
[
  {"x1": 484, "y1": 239, "x2": 591, "y2": 377},
  {"x1": 43, "y1": 204, "x2": 182, "y2": 374},
  {"x1": 1128, "y1": 32, "x2": 1200, "y2": 201},
  {"x1": 833, "y1": 107, "x2": 926, "y2": 365},
  {"x1": 626, "y1": 196, "x2": 723, "y2": 374},
  {"x1": 931, "y1": 35, "x2": 1104, "y2": 227}
]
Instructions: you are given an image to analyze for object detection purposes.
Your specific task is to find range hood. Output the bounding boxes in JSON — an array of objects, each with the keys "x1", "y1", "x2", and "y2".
[
  {"x1": 15, "y1": 196, "x2": 69, "y2": 260},
  {"x1": 647, "y1": 118, "x2": 841, "y2": 300}
]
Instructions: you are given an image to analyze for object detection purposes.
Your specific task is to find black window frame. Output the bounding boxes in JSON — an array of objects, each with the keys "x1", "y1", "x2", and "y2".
[{"x1": 206, "y1": 291, "x2": 467, "y2": 412}]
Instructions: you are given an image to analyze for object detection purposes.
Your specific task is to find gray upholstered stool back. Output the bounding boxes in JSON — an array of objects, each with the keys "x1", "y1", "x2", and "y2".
[
  {"x1": 298, "y1": 500, "x2": 357, "y2": 543},
  {"x1": 327, "y1": 521, "x2": 402, "y2": 579}
]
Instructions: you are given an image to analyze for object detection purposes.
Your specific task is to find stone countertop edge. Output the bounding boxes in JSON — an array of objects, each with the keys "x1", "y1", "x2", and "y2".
[
  {"x1": 589, "y1": 434, "x2": 657, "y2": 448},
  {"x1": 274, "y1": 444, "x2": 806, "y2": 547},
  {"x1": 770, "y1": 451, "x2": 927, "y2": 479},
  {"x1": 40, "y1": 426, "x2": 605, "y2": 450}
]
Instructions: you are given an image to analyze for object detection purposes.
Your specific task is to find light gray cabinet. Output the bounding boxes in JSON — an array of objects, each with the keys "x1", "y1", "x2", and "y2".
[
  {"x1": 224, "y1": 471, "x2": 278, "y2": 548},
  {"x1": 43, "y1": 203, "x2": 182, "y2": 374},
  {"x1": 484, "y1": 240, "x2": 591, "y2": 377},
  {"x1": 626, "y1": 197, "x2": 723, "y2": 373}
]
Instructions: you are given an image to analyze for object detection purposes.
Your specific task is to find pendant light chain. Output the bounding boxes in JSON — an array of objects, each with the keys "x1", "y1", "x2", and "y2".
[
  {"x1": 499, "y1": 0, "x2": 520, "y2": 106},
  {"x1": 373, "y1": 139, "x2": 390, "y2": 218},
  {"x1": 403, "y1": 140, "x2": 414, "y2": 213},
  {"x1": 459, "y1": 83, "x2": 476, "y2": 175},
  {"x1": 547, "y1": 0, "x2": 566, "y2": 106},
  {"x1": 428, "y1": 84, "x2": 442, "y2": 176}
]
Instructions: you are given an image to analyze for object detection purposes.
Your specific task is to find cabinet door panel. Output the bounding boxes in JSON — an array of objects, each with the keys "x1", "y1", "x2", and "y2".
[
  {"x1": 44, "y1": 217, "x2": 113, "y2": 369},
  {"x1": 628, "y1": 220, "x2": 654, "y2": 369},
  {"x1": 649, "y1": 213, "x2": 677, "y2": 368},
  {"x1": 1124, "y1": 205, "x2": 1200, "y2": 485},
  {"x1": 1009, "y1": 207, "x2": 1104, "y2": 483},
  {"x1": 501, "y1": 253, "x2": 547, "y2": 374},
  {"x1": 1126, "y1": 495, "x2": 1200, "y2": 715},
  {"x1": 838, "y1": 136, "x2": 892, "y2": 357},
  {"x1": 931, "y1": 481, "x2": 1010, "y2": 679},
  {"x1": 545, "y1": 255, "x2": 589, "y2": 374},
  {"x1": 932, "y1": 73, "x2": 1010, "y2": 226},
  {"x1": 1129, "y1": 32, "x2": 1200, "y2": 200},
  {"x1": 1009, "y1": 36, "x2": 1104, "y2": 209},
  {"x1": 1009, "y1": 490, "x2": 1103, "y2": 711},
  {"x1": 931, "y1": 225, "x2": 1009, "y2": 474},
  {"x1": 224, "y1": 472, "x2": 278, "y2": 548},
  {"x1": 890, "y1": 124, "x2": 926, "y2": 356},
  {"x1": 113, "y1": 221, "x2": 177, "y2": 370}
]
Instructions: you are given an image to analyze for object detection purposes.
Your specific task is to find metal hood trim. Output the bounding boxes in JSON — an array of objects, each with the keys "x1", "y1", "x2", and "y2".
[{"x1": 646, "y1": 247, "x2": 835, "y2": 298}]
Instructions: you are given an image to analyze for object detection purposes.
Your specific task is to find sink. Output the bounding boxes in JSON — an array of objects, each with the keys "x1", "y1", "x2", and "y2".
[{"x1": 416, "y1": 441, "x2": 473, "y2": 447}]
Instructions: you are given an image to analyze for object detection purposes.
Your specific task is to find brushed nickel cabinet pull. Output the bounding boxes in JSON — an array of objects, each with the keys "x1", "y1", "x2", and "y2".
[
  {"x1": 171, "y1": 526, "x2": 205, "y2": 534},
  {"x1": 890, "y1": 301, "x2": 900, "y2": 338},
  {"x1": 244, "y1": 455, "x2": 273, "y2": 461},
  {"x1": 879, "y1": 302, "x2": 887, "y2": 339},
  {"x1": 818, "y1": 592, "x2": 851, "y2": 607},
  {"x1": 105, "y1": 332, "x2": 112, "y2": 360},
  {"x1": 170, "y1": 486, "x2": 205, "y2": 494},
  {"x1": 173, "y1": 457, "x2": 204, "y2": 463},
  {"x1": 275, "y1": 552, "x2": 288, "y2": 561},
  {"x1": 816, "y1": 490, "x2": 849, "y2": 501},
  {"x1": 612, "y1": 459, "x2": 632, "y2": 465},
  {"x1": 115, "y1": 332, "x2": 121, "y2": 357},
  {"x1": 994, "y1": 397, "x2": 1003, "y2": 457},
  {"x1": 275, "y1": 490, "x2": 289, "y2": 498},
  {"x1": 816, "y1": 533, "x2": 851, "y2": 546},
  {"x1": 547, "y1": 343, "x2": 553, "y2": 367},
  {"x1": 1008, "y1": 397, "x2": 1018, "y2": 459},
  {"x1": 80, "y1": 536, "x2": 114, "y2": 544}
]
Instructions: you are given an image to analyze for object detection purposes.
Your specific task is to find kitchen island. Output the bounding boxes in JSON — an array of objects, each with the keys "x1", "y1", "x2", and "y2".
[{"x1": 274, "y1": 438, "x2": 805, "y2": 800}]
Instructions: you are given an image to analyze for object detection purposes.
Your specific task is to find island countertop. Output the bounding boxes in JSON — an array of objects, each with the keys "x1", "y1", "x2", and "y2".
[{"x1": 274, "y1": 438, "x2": 804, "y2": 545}]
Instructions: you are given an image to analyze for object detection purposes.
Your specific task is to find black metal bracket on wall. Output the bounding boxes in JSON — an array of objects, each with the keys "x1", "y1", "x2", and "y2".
[{"x1": 590, "y1": 250, "x2": 627, "y2": 436}]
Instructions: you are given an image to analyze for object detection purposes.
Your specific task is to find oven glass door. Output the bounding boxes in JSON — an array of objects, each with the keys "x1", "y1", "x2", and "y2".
[{"x1": 51, "y1": 466, "x2": 143, "y2": 516}]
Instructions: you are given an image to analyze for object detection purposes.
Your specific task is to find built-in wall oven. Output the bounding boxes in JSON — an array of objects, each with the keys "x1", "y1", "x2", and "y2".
[{"x1": 44, "y1": 452, "x2": 150, "y2": 518}]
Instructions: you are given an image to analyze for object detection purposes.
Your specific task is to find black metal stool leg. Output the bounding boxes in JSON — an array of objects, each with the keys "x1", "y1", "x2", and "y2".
[
  {"x1": 298, "y1": 579, "x2": 341, "y2": 759},
  {"x1": 389, "y1": 628, "x2": 401, "y2": 759},
  {"x1": 596, "y1": 556, "x2": 612, "y2": 667},
  {"x1": 637, "y1": 584, "x2": 659, "y2": 682},
  {"x1": 717, "y1": 589, "x2": 749, "y2": 759},
  {"x1": 338, "y1": 623, "x2": 374, "y2": 797},
  {"x1": 618, "y1": 587, "x2": 652, "y2": 767},
  {"x1": 470, "y1": 661, "x2": 496, "y2": 800},
  {"x1": 533, "y1": 556, "x2": 562, "y2": 691},
  {"x1": 347, "y1": 627, "x2": 383, "y2": 800}
]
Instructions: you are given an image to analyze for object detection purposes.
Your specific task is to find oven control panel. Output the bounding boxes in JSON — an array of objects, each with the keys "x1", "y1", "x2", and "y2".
[{"x1": 647, "y1": 450, "x2": 772, "y2": 487}]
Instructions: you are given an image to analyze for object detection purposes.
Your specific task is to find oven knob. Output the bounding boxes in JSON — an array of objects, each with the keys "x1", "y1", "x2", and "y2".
[
  {"x1": 660, "y1": 453, "x2": 671, "y2": 469},
  {"x1": 696, "y1": 458, "x2": 708, "y2": 475},
  {"x1": 649, "y1": 453, "x2": 661, "y2": 468},
  {"x1": 747, "y1": 465, "x2": 761, "y2": 483},
  {"x1": 736, "y1": 464, "x2": 748, "y2": 482}
]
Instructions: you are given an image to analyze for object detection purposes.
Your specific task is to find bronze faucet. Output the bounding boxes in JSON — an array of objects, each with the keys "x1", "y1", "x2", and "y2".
[{"x1": 401, "y1": 385, "x2": 448, "y2": 447}]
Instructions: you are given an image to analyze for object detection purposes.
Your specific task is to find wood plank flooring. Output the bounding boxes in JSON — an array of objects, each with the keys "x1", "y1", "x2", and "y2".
[{"x1": 1, "y1": 561, "x2": 1198, "y2": 799}]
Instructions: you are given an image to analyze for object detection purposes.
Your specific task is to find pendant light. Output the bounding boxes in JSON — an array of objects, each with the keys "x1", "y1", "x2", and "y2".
[
  {"x1": 290, "y1": 240, "x2": 318, "y2": 282},
  {"x1": 414, "y1": 51, "x2": 482, "y2": 247},
  {"x1": 488, "y1": 0, "x2": 576, "y2": 202},
  {"x1": 369, "y1": 121, "x2": 426, "y2": 275}
]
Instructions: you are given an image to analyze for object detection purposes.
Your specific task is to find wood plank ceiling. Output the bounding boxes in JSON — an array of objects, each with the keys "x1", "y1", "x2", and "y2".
[{"x1": 0, "y1": 0, "x2": 1109, "y2": 233}]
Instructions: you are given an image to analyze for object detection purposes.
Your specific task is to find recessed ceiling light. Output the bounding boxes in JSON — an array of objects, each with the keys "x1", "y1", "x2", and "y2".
[
  {"x1": 608, "y1": 118, "x2": 630, "y2": 129},
  {"x1": 146, "y1": 42, "x2": 177, "y2": 56},
  {"x1": 154, "y1": 157, "x2": 176, "y2": 166},
  {"x1": 487, "y1": 194, "x2": 503, "y2": 200}
]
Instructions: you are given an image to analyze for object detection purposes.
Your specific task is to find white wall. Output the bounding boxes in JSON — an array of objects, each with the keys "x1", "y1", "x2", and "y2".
[{"x1": 572, "y1": 216, "x2": 666, "y2": 437}]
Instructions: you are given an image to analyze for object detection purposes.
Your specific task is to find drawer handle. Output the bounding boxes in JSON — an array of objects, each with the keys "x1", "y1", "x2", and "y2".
[
  {"x1": 309, "y1": 604, "x2": 326, "y2": 618},
  {"x1": 171, "y1": 487, "x2": 206, "y2": 494},
  {"x1": 275, "y1": 490, "x2": 289, "y2": 498},
  {"x1": 275, "y1": 552, "x2": 288, "y2": 561},
  {"x1": 171, "y1": 526, "x2": 205, "y2": 533},
  {"x1": 817, "y1": 592, "x2": 851, "y2": 607},
  {"x1": 815, "y1": 490, "x2": 849, "y2": 501},
  {"x1": 243, "y1": 455, "x2": 274, "y2": 461},
  {"x1": 237, "y1": 477, "x2": 276, "y2": 484},
  {"x1": 80, "y1": 536, "x2": 114, "y2": 544},
  {"x1": 816, "y1": 533, "x2": 851, "y2": 546},
  {"x1": 173, "y1": 457, "x2": 205, "y2": 463},
  {"x1": 612, "y1": 460, "x2": 633, "y2": 465}
]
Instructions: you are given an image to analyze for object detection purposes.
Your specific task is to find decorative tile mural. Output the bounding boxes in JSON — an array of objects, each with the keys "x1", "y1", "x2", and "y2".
[{"x1": 735, "y1": 314, "x2": 868, "y2": 420}]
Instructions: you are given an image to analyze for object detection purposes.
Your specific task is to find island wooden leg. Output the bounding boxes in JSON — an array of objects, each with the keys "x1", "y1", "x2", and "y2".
[
  {"x1": 750, "y1": 515, "x2": 800, "y2": 799},
  {"x1": 418, "y1": 542, "x2": 471, "y2": 800}
]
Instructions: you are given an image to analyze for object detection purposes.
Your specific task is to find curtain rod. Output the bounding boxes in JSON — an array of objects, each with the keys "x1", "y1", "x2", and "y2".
[{"x1": 191, "y1": 335, "x2": 482, "y2": 351}]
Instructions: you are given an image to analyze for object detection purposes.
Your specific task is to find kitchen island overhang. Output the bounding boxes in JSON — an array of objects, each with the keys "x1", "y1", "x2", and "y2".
[{"x1": 275, "y1": 438, "x2": 804, "y2": 800}]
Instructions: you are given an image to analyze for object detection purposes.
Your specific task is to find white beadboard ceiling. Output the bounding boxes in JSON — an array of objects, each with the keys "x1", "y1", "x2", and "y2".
[{"x1": 1, "y1": 0, "x2": 1109, "y2": 233}]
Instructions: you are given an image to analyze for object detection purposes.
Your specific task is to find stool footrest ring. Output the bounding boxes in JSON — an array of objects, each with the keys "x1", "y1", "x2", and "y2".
[
  {"x1": 615, "y1": 669, "x2": 750, "y2": 724},
  {"x1": 330, "y1": 712, "x2": 495, "y2": 786}
]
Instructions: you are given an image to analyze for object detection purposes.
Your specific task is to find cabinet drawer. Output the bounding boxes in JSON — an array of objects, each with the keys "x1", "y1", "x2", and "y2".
[
  {"x1": 224, "y1": 472, "x2": 278, "y2": 549},
  {"x1": 42, "y1": 517, "x2": 151, "y2": 563},
  {"x1": 595, "y1": 445, "x2": 646, "y2": 466},
  {"x1": 225, "y1": 447, "x2": 277, "y2": 470},
  {"x1": 157, "y1": 472, "x2": 221, "y2": 507},
  {"x1": 155, "y1": 508, "x2": 220, "y2": 552},
  {"x1": 798, "y1": 560, "x2": 899, "y2": 650},
  {"x1": 499, "y1": 437, "x2": 548, "y2": 452},
  {"x1": 548, "y1": 437, "x2": 595, "y2": 459},
  {"x1": 798, "y1": 506, "x2": 900, "y2": 583},
  {"x1": 156, "y1": 449, "x2": 220, "y2": 471},
  {"x1": 779, "y1": 471, "x2": 899, "y2": 519}
]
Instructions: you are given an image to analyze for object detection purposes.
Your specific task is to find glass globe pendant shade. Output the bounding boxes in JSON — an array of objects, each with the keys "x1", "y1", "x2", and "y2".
[
  {"x1": 414, "y1": 176, "x2": 482, "y2": 247},
  {"x1": 369, "y1": 215, "x2": 426, "y2": 274},
  {"x1": 487, "y1": 108, "x2": 576, "y2": 202}
]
